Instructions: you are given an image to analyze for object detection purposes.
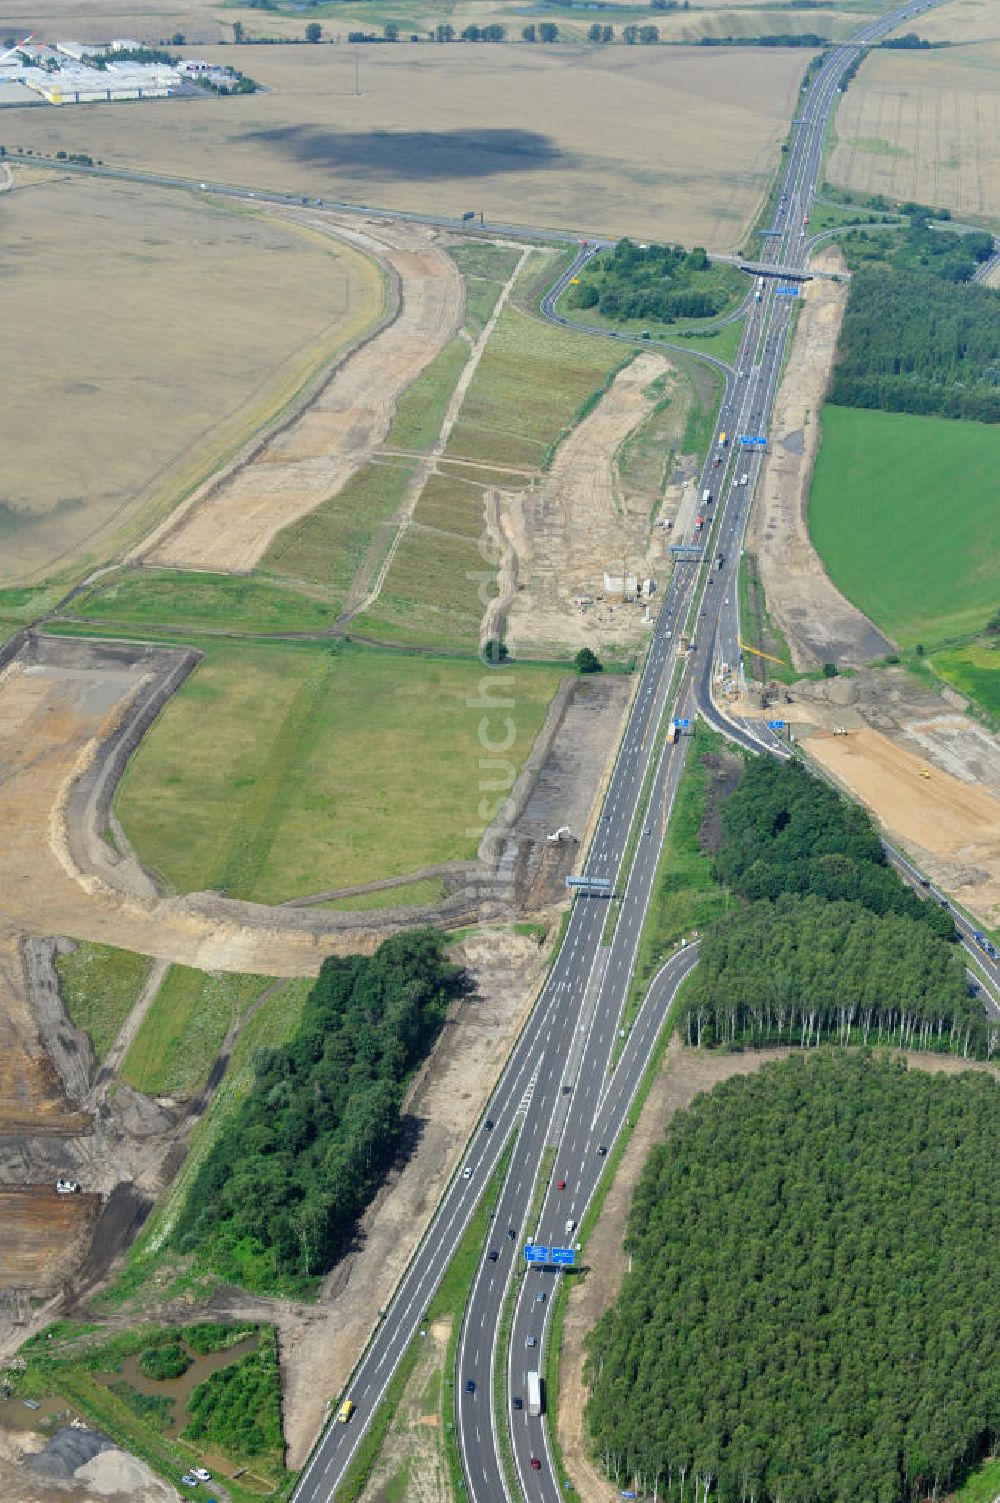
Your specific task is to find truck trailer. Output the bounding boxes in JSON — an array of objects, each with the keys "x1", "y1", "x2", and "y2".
[{"x1": 527, "y1": 1371, "x2": 543, "y2": 1418}]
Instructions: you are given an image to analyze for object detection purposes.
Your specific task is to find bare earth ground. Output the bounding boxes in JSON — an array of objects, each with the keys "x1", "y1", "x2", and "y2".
[
  {"x1": 746, "y1": 246, "x2": 891, "y2": 668},
  {"x1": 0, "y1": 172, "x2": 381, "y2": 585},
  {"x1": 499, "y1": 353, "x2": 678, "y2": 658},
  {"x1": 558, "y1": 1040, "x2": 1000, "y2": 1501},
  {"x1": 6, "y1": 44, "x2": 809, "y2": 246},
  {"x1": 736, "y1": 663, "x2": 1000, "y2": 924},
  {"x1": 145, "y1": 213, "x2": 462, "y2": 572},
  {"x1": 0, "y1": 1421, "x2": 176, "y2": 1503},
  {"x1": 806, "y1": 720, "x2": 1000, "y2": 925},
  {"x1": 827, "y1": 42, "x2": 1000, "y2": 220}
]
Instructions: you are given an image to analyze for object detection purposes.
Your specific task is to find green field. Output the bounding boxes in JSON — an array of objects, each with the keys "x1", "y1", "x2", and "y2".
[
  {"x1": 808, "y1": 406, "x2": 1000, "y2": 650},
  {"x1": 931, "y1": 641, "x2": 1000, "y2": 722},
  {"x1": 54, "y1": 942, "x2": 154, "y2": 1062},
  {"x1": 72, "y1": 570, "x2": 335, "y2": 635},
  {"x1": 116, "y1": 641, "x2": 562, "y2": 901},
  {"x1": 322, "y1": 877, "x2": 449, "y2": 911},
  {"x1": 121, "y1": 967, "x2": 270, "y2": 1098}
]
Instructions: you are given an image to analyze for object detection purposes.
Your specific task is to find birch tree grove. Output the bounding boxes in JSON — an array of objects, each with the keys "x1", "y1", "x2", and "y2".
[{"x1": 584, "y1": 1054, "x2": 1000, "y2": 1503}]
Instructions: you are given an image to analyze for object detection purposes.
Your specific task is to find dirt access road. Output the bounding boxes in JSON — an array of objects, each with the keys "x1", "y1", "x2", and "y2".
[
  {"x1": 498, "y1": 351, "x2": 679, "y2": 658},
  {"x1": 144, "y1": 213, "x2": 462, "y2": 573},
  {"x1": 747, "y1": 246, "x2": 891, "y2": 669}
]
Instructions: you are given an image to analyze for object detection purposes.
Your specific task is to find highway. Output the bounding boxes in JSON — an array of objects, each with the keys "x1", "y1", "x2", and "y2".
[{"x1": 279, "y1": 4, "x2": 973, "y2": 1501}]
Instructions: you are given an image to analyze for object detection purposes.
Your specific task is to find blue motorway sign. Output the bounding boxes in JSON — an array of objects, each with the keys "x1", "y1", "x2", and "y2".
[
  {"x1": 524, "y1": 1244, "x2": 549, "y2": 1265},
  {"x1": 775, "y1": 285, "x2": 800, "y2": 297},
  {"x1": 739, "y1": 435, "x2": 767, "y2": 448},
  {"x1": 767, "y1": 720, "x2": 785, "y2": 730},
  {"x1": 674, "y1": 717, "x2": 690, "y2": 729},
  {"x1": 550, "y1": 1246, "x2": 576, "y2": 1267}
]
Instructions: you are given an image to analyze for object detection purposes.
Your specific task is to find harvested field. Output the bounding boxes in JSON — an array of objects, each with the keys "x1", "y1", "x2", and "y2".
[
  {"x1": 498, "y1": 350, "x2": 681, "y2": 657},
  {"x1": 146, "y1": 213, "x2": 461, "y2": 573},
  {"x1": 0, "y1": 1187, "x2": 99, "y2": 1293},
  {"x1": 0, "y1": 176, "x2": 380, "y2": 586},
  {"x1": 746, "y1": 247, "x2": 891, "y2": 669},
  {"x1": 827, "y1": 42, "x2": 1000, "y2": 219},
  {"x1": 8, "y1": 43, "x2": 810, "y2": 246}
]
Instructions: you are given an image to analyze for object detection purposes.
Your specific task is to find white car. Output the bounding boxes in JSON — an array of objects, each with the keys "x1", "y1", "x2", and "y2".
[
  {"x1": 462, "y1": 1166, "x2": 473, "y2": 1179},
  {"x1": 191, "y1": 1469, "x2": 211, "y2": 1483},
  {"x1": 55, "y1": 1178, "x2": 80, "y2": 1195},
  {"x1": 739, "y1": 473, "x2": 749, "y2": 485}
]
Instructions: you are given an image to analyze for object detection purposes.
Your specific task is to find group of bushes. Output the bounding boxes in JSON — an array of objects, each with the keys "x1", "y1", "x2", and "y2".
[
  {"x1": 171, "y1": 930, "x2": 464, "y2": 1293},
  {"x1": 568, "y1": 238, "x2": 730, "y2": 325}
]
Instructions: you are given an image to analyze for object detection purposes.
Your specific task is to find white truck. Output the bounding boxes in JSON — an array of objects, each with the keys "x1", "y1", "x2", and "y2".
[
  {"x1": 527, "y1": 1370, "x2": 543, "y2": 1418},
  {"x1": 701, "y1": 488, "x2": 712, "y2": 506}
]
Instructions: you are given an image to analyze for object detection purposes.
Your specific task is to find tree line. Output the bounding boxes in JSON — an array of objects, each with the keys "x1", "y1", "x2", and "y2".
[
  {"x1": 831, "y1": 266, "x2": 1000, "y2": 423},
  {"x1": 678, "y1": 757, "x2": 999, "y2": 1058},
  {"x1": 569, "y1": 238, "x2": 730, "y2": 325},
  {"x1": 172, "y1": 930, "x2": 464, "y2": 1294},
  {"x1": 585, "y1": 1052, "x2": 1000, "y2": 1503}
]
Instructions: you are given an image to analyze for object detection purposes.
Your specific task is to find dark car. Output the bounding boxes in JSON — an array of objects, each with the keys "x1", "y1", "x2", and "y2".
[
  {"x1": 488, "y1": 1250, "x2": 499, "y2": 1263},
  {"x1": 513, "y1": 1396, "x2": 523, "y2": 1411},
  {"x1": 508, "y1": 1227, "x2": 517, "y2": 1240},
  {"x1": 484, "y1": 1118, "x2": 494, "y2": 1130},
  {"x1": 531, "y1": 1458, "x2": 542, "y2": 1470},
  {"x1": 597, "y1": 1144, "x2": 608, "y2": 1156},
  {"x1": 465, "y1": 1379, "x2": 476, "y2": 1394}
]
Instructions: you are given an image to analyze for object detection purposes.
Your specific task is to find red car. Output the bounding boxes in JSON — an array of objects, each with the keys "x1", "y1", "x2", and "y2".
[
  {"x1": 556, "y1": 1179, "x2": 566, "y2": 1191},
  {"x1": 531, "y1": 1458, "x2": 542, "y2": 1470}
]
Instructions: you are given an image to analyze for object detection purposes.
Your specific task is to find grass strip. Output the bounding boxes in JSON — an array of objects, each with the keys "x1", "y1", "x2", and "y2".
[{"x1": 620, "y1": 721, "x2": 732, "y2": 1045}]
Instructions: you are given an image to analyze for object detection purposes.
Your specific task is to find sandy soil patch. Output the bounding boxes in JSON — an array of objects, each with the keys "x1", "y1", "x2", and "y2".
[
  {"x1": 746, "y1": 247, "x2": 891, "y2": 669},
  {"x1": 807, "y1": 723, "x2": 1000, "y2": 922},
  {"x1": 0, "y1": 176, "x2": 380, "y2": 586},
  {"x1": 0, "y1": 1422, "x2": 176, "y2": 1503},
  {"x1": 827, "y1": 42, "x2": 1000, "y2": 220},
  {"x1": 146, "y1": 214, "x2": 462, "y2": 572},
  {"x1": 499, "y1": 352, "x2": 676, "y2": 657},
  {"x1": 558, "y1": 1039, "x2": 1000, "y2": 1500},
  {"x1": 8, "y1": 44, "x2": 809, "y2": 246}
]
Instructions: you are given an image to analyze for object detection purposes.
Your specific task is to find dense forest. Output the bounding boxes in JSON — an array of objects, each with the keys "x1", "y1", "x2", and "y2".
[
  {"x1": 677, "y1": 758, "x2": 999, "y2": 1056},
  {"x1": 172, "y1": 930, "x2": 463, "y2": 1293},
  {"x1": 830, "y1": 268, "x2": 1000, "y2": 422},
  {"x1": 568, "y1": 239, "x2": 736, "y2": 323},
  {"x1": 585, "y1": 1052, "x2": 1000, "y2": 1503},
  {"x1": 714, "y1": 758, "x2": 954, "y2": 939},
  {"x1": 681, "y1": 893, "x2": 986, "y2": 1052}
]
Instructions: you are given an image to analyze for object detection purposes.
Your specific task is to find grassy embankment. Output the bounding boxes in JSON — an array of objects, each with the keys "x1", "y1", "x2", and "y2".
[
  {"x1": 115, "y1": 640, "x2": 563, "y2": 903},
  {"x1": 54, "y1": 942, "x2": 153, "y2": 1061},
  {"x1": 7, "y1": 1320, "x2": 287, "y2": 1503},
  {"x1": 102, "y1": 974, "x2": 312, "y2": 1311}
]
